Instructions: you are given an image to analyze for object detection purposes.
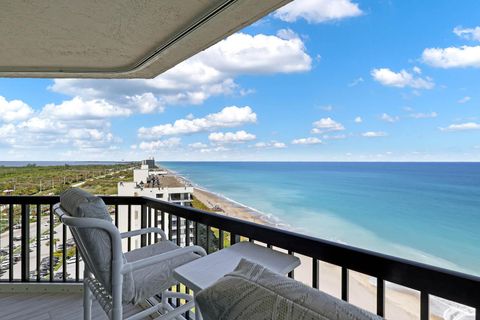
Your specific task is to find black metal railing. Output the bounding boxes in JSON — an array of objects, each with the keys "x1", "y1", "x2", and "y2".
[{"x1": 0, "y1": 196, "x2": 479, "y2": 320}]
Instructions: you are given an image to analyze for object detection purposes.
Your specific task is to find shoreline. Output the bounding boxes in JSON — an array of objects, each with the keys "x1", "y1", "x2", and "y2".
[
  {"x1": 170, "y1": 170, "x2": 473, "y2": 319},
  {"x1": 192, "y1": 187, "x2": 419, "y2": 319}
]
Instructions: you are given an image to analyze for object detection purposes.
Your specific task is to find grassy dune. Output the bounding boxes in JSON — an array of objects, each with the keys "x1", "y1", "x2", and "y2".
[{"x1": 0, "y1": 163, "x2": 136, "y2": 196}]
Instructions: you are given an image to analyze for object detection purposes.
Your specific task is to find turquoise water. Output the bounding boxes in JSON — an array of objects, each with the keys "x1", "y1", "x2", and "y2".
[{"x1": 162, "y1": 162, "x2": 480, "y2": 276}]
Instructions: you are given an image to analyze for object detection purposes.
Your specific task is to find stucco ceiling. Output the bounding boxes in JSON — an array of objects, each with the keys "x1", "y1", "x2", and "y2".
[{"x1": 0, "y1": 0, "x2": 291, "y2": 78}]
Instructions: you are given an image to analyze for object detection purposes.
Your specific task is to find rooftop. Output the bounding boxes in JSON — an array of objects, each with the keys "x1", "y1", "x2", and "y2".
[{"x1": 144, "y1": 175, "x2": 188, "y2": 189}]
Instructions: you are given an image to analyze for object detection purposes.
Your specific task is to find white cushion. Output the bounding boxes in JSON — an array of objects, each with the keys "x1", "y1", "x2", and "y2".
[
  {"x1": 196, "y1": 258, "x2": 383, "y2": 320},
  {"x1": 60, "y1": 188, "x2": 134, "y2": 301},
  {"x1": 124, "y1": 241, "x2": 199, "y2": 304}
]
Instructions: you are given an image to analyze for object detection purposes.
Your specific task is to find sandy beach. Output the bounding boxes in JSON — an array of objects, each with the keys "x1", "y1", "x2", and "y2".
[{"x1": 193, "y1": 187, "x2": 425, "y2": 319}]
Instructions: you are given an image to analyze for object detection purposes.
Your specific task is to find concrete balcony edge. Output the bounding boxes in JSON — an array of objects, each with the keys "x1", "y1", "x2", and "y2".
[{"x1": 0, "y1": 282, "x2": 83, "y2": 293}]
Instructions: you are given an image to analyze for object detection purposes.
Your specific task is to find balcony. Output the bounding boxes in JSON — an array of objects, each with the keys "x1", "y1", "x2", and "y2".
[{"x1": 0, "y1": 195, "x2": 479, "y2": 319}]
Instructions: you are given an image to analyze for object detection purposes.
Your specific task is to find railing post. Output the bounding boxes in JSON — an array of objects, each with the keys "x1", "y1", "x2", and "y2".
[
  {"x1": 219, "y1": 230, "x2": 224, "y2": 250},
  {"x1": 49, "y1": 204, "x2": 54, "y2": 281},
  {"x1": 341, "y1": 267, "x2": 349, "y2": 301},
  {"x1": 21, "y1": 204, "x2": 30, "y2": 282},
  {"x1": 127, "y1": 205, "x2": 132, "y2": 251},
  {"x1": 312, "y1": 258, "x2": 319, "y2": 289},
  {"x1": 140, "y1": 205, "x2": 147, "y2": 247},
  {"x1": 36, "y1": 204, "x2": 41, "y2": 281},
  {"x1": 230, "y1": 233, "x2": 240, "y2": 246},
  {"x1": 376, "y1": 278, "x2": 385, "y2": 317},
  {"x1": 288, "y1": 251, "x2": 295, "y2": 278},
  {"x1": 206, "y1": 225, "x2": 211, "y2": 254},
  {"x1": 420, "y1": 291, "x2": 429, "y2": 320},
  {"x1": 8, "y1": 204, "x2": 14, "y2": 281},
  {"x1": 114, "y1": 204, "x2": 119, "y2": 228},
  {"x1": 62, "y1": 224, "x2": 67, "y2": 281},
  {"x1": 154, "y1": 209, "x2": 159, "y2": 243},
  {"x1": 185, "y1": 219, "x2": 191, "y2": 246}
]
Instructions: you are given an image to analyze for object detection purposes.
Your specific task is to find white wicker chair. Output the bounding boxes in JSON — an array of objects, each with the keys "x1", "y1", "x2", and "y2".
[{"x1": 54, "y1": 188, "x2": 206, "y2": 320}]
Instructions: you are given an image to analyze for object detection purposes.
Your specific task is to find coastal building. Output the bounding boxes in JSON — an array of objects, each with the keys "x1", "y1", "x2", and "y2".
[{"x1": 117, "y1": 158, "x2": 194, "y2": 248}]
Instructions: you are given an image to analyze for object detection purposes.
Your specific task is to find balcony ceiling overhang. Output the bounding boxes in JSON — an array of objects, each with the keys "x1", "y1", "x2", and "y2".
[{"x1": 0, "y1": 0, "x2": 291, "y2": 79}]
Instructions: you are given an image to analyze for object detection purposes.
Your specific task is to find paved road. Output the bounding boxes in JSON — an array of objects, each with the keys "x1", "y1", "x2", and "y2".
[{"x1": 0, "y1": 218, "x2": 70, "y2": 280}]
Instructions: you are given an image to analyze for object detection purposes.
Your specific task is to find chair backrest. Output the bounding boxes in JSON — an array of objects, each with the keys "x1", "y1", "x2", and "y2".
[
  {"x1": 196, "y1": 258, "x2": 383, "y2": 320},
  {"x1": 59, "y1": 188, "x2": 122, "y2": 293}
]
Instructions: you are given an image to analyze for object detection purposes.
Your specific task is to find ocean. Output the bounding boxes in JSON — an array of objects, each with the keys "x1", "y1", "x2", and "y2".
[{"x1": 162, "y1": 162, "x2": 480, "y2": 276}]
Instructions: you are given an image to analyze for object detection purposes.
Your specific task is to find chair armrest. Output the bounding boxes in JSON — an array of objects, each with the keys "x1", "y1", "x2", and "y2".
[
  {"x1": 121, "y1": 245, "x2": 207, "y2": 274},
  {"x1": 120, "y1": 227, "x2": 167, "y2": 241}
]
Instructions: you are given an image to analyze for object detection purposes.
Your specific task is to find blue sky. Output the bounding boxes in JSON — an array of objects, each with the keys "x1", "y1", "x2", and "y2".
[{"x1": 1, "y1": 0, "x2": 480, "y2": 161}]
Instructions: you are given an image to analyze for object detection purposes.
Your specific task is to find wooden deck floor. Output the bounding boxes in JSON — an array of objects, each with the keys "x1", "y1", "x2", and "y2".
[{"x1": 0, "y1": 293, "x2": 145, "y2": 320}]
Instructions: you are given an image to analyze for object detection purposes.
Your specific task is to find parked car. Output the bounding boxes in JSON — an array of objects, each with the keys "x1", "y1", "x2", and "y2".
[{"x1": 54, "y1": 272, "x2": 70, "y2": 280}]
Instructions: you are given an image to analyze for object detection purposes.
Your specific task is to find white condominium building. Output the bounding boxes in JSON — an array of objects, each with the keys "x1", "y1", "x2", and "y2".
[{"x1": 117, "y1": 158, "x2": 194, "y2": 249}]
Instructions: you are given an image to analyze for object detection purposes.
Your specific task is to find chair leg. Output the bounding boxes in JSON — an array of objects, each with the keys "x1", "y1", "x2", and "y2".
[
  {"x1": 161, "y1": 291, "x2": 167, "y2": 314},
  {"x1": 83, "y1": 280, "x2": 92, "y2": 320},
  {"x1": 194, "y1": 293, "x2": 202, "y2": 320}
]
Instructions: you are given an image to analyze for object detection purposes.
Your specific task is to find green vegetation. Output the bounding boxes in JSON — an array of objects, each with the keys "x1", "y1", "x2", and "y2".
[
  {"x1": 191, "y1": 196, "x2": 212, "y2": 212},
  {"x1": 53, "y1": 245, "x2": 76, "y2": 271},
  {"x1": 190, "y1": 197, "x2": 233, "y2": 249},
  {"x1": 0, "y1": 163, "x2": 137, "y2": 233},
  {"x1": 81, "y1": 168, "x2": 134, "y2": 195},
  {"x1": 0, "y1": 163, "x2": 136, "y2": 196}
]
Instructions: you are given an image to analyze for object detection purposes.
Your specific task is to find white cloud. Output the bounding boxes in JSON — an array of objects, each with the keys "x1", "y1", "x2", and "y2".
[
  {"x1": 422, "y1": 46, "x2": 480, "y2": 68},
  {"x1": 0, "y1": 124, "x2": 16, "y2": 146},
  {"x1": 189, "y1": 142, "x2": 208, "y2": 149},
  {"x1": 208, "y1": 130, "x2": 256, "y2": 144},
  {"x1": 311, "y1": 117, "x2": 345, "y2": 134},
  {"x1": 320, "y1": 105, "x2": 333, "y2": 111},
  {"x1": 348, "y1": 77, "x2": 364, "y2": 87},
  {"x1": 138, "y1": 106, "x2": 257, "y2": 139},
  {"x1": 199, "y1": 146, "x2": 229, "y2": 153},
  {"x1": 440, "y1": 122, "x2": 480, "y2": 132},
  {"x1": 322, "y1": 134, "x2": 347, "y2": 140},
  {"x1": 409, "y1": 112, "x2": 438, "y2": 119},
  {"x1": 362, "y1": 131, "x2": 387, "y2": 137},
  {"x1": 51, "y1": 31, "x2": 311, "y2": 108},
  {"x1": 354, "y1": 116, "x2": 362, "y2": 123},
  {"x1": 272, "y1": 142, "x2": 287, "y2": 148},
  {"x1": 292, "y1": 137, "x2": 322, "y2": 145},
  {"x1": 0, "y1": 96, "x2": 34, "y2": 122},
  {"x1": 412, "y1": 66, "x2": 422, "y2": 74},
  {"x1": 458, "y1": 96, "x2": 471, "y2": 104},
  {"x1": 453, "y1": 26, "x2": 480, "y2": 41},
  {"x1": 0, "y1": 96, "x2": 120, "y2": 151},
  {"x1": 138, "y1": 138, "x2": 181, "y2": 151},
  {"x1": 12, "y1": 117, "x2": 118, "y2": 150},
  {"x1": 254, "y1": 141, "x2": 286, "y2": 149},
  {"x1": 125, "y1": 93, "x2": 163, "y2": 113},
  {"x1": 380, "y1": 113, "x2": 400, "y2": 123},
  {"x1": 371, "y1": 68, "x2": 434, "y2": 89},
  {"x1": 42, "y1": 97, "x2": 132, "y2": 120},
  {"x1": 274, "y1": 0, "x2": 363, "y2": 23}
]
